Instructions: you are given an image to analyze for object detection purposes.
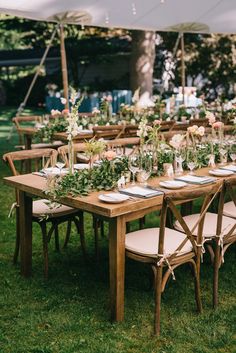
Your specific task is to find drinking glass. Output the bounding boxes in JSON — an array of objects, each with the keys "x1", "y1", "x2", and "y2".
[
  {"x1": 139, "y1": 155, "x2": 152, "y2": 186},
  {"x1": 175, "y1": 148, "x2": 186, "y2": 176},
  {"x1": 128, "y1": 155, "x2": 140, "y2": 185},
  {"x1": 187, "y1": 149, "x2": 197, "y2": 175},
  {"x1": 229, "y1": 144, "x2": 236, "y2": 164},
  {"x1": 55, "y1": 158, "x2": 65, "y2": 175},
  {"x1": 219, "y1": 147, "x2": 228, "y2": 166}
]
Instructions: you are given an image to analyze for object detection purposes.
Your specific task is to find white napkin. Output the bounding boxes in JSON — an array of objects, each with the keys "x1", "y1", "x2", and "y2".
[
  {"x1": 120, "y1": 186, "x2": 162, "y2": 197},
  {"x1": 175, "y1": 175, "x2": 214, "y2": 184},
  {"x1": 220, "y1": 165, "x2": 236, "y2": 172}
]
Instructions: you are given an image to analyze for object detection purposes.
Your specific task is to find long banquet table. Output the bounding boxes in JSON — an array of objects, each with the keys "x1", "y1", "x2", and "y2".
[{"x1": 3, "y1": 167, "x2": 233, "y2": 322}]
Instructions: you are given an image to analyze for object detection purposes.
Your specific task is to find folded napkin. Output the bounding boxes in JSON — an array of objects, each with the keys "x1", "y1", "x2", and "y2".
[
  {"x1": 175, "y1": 175, "x2": 215, "y2": 185},
  {"x1": 119, "y1": 186, "x2": 163, "y2": 198},
  {"x1": 220, "y1": 165, "x2": 236, "y2": 172}
]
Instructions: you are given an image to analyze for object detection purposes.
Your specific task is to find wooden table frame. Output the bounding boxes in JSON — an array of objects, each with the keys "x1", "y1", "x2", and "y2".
[{"x1": 3, "y1": 168, "x2": 232, "y2": 322}]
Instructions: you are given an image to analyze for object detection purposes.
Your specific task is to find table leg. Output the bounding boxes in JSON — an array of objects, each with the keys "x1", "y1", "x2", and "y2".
[
  {"x1": 109, "y1": 216, "x2": 126, "y2": 322},
  {"x1": 19, "y1": 191, "x2": 32, "y2": 277}
]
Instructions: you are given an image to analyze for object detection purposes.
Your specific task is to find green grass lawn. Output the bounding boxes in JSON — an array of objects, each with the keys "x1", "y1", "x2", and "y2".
[{"x1": 0, "y1": 107, "x2": 236, "y2": 353}]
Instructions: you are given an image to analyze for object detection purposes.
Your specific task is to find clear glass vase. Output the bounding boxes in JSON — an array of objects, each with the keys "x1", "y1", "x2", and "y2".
[{"x1": 68, "y1": 140, "x2": 74, "y2": 174}]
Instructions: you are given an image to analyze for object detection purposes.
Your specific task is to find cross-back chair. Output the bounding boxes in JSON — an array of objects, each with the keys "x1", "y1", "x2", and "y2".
[
  {"x1": 212, "y1": 176, "x2": 236, "y2": 307},
  {"x1": 12, "y1": 115, "x2": 63, "y2": 150},
  {"x1": 125, "y1": 181, "x2": 221, "y2": 335},
  {"x1": 3, "y1": 148, "x2": 86, "y2": 278},
  {"x1": 174, "y1": 177, "x2": 236, "y2": 308},
  {"x1": 105, "y1": 137, "x2": 140, "y2": 156},
  {"x1": 93, "y1": 124, "x2": 125, "y2": 140}
]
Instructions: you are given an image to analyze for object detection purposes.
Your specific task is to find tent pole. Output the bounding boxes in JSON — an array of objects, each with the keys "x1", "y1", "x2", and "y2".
[
  {"x1": 180, "y1": 32, "x2": 185, "y2": 104},
  {"x1": 15, "y1": 24, "x2": 59, "y2": 116},
  {"x1": 59, "y1": 24, "x2": 69, "y2": 109}
]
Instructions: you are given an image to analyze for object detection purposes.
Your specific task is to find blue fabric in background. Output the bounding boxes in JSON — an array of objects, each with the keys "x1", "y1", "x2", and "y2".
[{"x1": 45, "y1": 90, "x2": 132, "y2": 113}]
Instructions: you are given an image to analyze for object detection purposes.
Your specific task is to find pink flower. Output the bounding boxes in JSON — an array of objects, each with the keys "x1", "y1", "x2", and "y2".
[
  {"x1": 212, "y1": 121, "x2": 223, "y2": 129},
  {"x1": 105, "y1": 95, "x2": 113, "y2": 102},
  {"x1": 62, "y1": 109, "x2": 69, "y2": 115},
  {"x1": 153, "y1": 119, "x2": 161, "y2": 126},
  {"x1": 206, "y1": 111, "x2": 216, "y2": 125},
  {"x1": 103, "y1": 150, "x2": 117, "y2": 161}
]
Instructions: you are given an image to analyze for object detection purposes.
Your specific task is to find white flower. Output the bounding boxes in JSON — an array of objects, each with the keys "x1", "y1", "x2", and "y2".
[
  {"x1": 51, "y1": 109, "x2": 61, "y2": 116},
  {"x1": 60, "y1": 97, "x2": 67, "y2": 104},
  {"x1": 187, "y1": 125, "x2": 198, "y2": 134},
  {"x1": 169, "y1": 134, "x2": 185, "y2": 150},
  {"x1": 196, "y1": 126, "x2": 205, "y2": 137},
  {"x1": 233, "y1": 117, "x2": 236, "y2": 124},
  {"x1": 205, "y1": 111, "x2": 216, "y2": 125},
  {"x1": 92, "y1": 107, "x2": 100, "y2": 115}
]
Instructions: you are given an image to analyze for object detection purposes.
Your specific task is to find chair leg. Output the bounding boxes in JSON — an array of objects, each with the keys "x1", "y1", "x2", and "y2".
[
  {"x1": 13, "y1": 207, "x2": 20, "y2": 264},
  {"x1": 154, "y1": 265, "x2": 163, "y2": 336},
  {"x1": 63, "y1": 220, "x2": 72, "y2": 248},
  {"x1": 54, "y1": 223, "x2": 60, "y2": 252},
  {"x1": 190, "y1": 260, "x2": 202, "y2": 313},
  {"x1": 39, "y1": 221, "x2": 49, "y2": 279},
  {"x1": 139, "y1": 216, "x2": 145, "y2": 229},
  {"x1": 213, "y1": 241, "x2": 221, "y2": 309},
  {"x1": 74, "y1": 214, "x2": 87, "y2": 258}
]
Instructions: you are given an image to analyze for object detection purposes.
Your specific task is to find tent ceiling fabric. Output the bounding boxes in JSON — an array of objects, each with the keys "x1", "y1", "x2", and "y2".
[{"x1": 0, "y1": 0, "x2": 236, "y2": 34}]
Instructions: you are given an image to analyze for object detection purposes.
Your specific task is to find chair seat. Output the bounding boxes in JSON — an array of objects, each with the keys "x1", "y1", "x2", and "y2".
[
  {"x1": 125, "y1": 227, "x2": 192, "y2": 257},
  {"x1": 174, "y1": 212, "x2": 236, "y2": 238},
  {"x1": 33, "y1": 199, "x2": 77, "y2": 218},
  {"x1": 223, "y1": 201, "x2": 236, "y2": 219}
]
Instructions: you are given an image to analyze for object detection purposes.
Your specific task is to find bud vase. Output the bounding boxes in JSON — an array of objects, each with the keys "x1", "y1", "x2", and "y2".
[{"x1": 68, "y1": 140, "x2": 74, "y2": 174}]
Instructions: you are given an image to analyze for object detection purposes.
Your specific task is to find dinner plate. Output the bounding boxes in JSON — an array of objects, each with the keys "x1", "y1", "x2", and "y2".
[
  {"x1": 209, "y1": 169, "x2": 234, "y2": 177},
  {"x1": 98, "y1": 193, "x2": 129, "y2": 203},
  {"x1": 159, "y1": 180, "x2": 187, "y2": 189},
  {"x1": 74, "y1": 163, "x2": 90, "y2": 170},
  {"x1": 43, "y1": 167, "x2": 68, "y2": 176}
]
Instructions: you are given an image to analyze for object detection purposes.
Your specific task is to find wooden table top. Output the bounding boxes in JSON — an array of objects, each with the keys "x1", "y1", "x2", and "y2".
[
  {"x1": 4, "y1": 166, "x2": 229, "y2": 218},
  {"x1": 18, "y1": 127, "x2": 93, "y2": 142}
]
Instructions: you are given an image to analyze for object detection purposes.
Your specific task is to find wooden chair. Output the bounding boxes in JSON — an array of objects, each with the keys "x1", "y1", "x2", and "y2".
[
  {"x1": 189, "y1": 118, "x2": 209, "y2": 127},
  {"x1": 3, "y1": 148, "x2": 86, "y2": 278},
  {"x1": 125, "y1": 182, "x2": 221, "y2": 335},
  {"x1": 159, "y1": 120, "x2": 175, "y2": 132},
  {"x1": 212, "y1": 176, "x2": 236, "y2": 307},
  {"x1": 12, "y1": 115, "x2": 64, "y2": 149},
  {"x1": 174, "y1": 178, "x2": 236, "y2": 308},
  {"x1": 93, "y1": 124, "x2": 125, "y2": 140},
  {"x1": 105, "y1": 137, "x2": 140, "y2": 156}
]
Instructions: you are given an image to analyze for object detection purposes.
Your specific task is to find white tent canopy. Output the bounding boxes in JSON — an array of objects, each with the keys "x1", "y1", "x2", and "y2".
[{"x1": 0, "y1": 0, "x2": 236, "y2": 34}]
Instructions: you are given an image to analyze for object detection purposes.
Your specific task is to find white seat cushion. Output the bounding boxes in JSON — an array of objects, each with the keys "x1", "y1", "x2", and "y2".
[
  {"x1": 33, "y1": 199, "x2": 76, "y2": 218},
  {"x1": 223, "y1": 201, "x2": 236, "y2": 219},
  {"x1": 125, "y1": 227, "x2": 192, "y2": 257},
  {"x1": 174, "y1": 212, "x2": 236, "y2": 238}
]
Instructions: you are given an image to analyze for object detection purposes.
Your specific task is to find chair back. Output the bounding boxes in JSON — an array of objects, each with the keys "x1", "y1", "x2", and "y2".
[
  {"x1": 3, "y1": 148, "x2": 58, "y2": 176},
  {"x1": 159, "y1": 120, "x2": 175, "y2": 132},
  {"x1": 58, "y1": 143, "x2": 87, "y2": 166},
  {"x1": 217, "y1": 176, "x2": 236, "y2": 242},
  {"x1": 158, "y1": 181, "x2": 222, "y2": 263},
  {"x1": 189, "y1": 118, "x2": 209, "y2": 127},
  {"x1": 105, "y1": 137, "x2": 140, "y2": 156},
  {"x1": 93, "y1": 124, "x2": 125, "y2": 139}
]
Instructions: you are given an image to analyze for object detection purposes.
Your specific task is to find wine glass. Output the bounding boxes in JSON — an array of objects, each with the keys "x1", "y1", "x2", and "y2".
[
  {"x1": 175, "y1": 148, "x2": 186, "y2": 176},
  {"x1": 139, "y1": 155, "x2": 152, "y2": 186},
  {"x1": 187, "y1": 149, "x2": 197, "y2": 175},
  {"x1": 219, "y1": 147, "x2": 228, "y2": 166},
  {"x1": 55, "y1": 157, "x2": 65, "y2": 175},
  {"x1": 128, "y1": 155, "x2": 140, "y2": 185}
]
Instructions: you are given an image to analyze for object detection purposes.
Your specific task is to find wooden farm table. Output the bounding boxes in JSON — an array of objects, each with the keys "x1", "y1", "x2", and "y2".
[
  {"x1": 4, "y1": 166, "x2": 228, "y2": 322},
  {"x1": 18, "y1": 127, "x2": 93, "y2": 150}
]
